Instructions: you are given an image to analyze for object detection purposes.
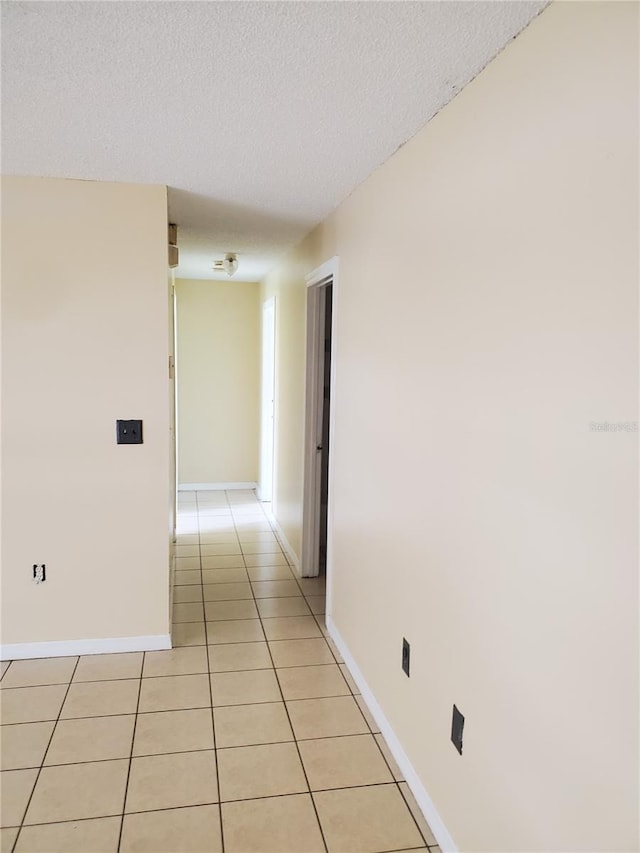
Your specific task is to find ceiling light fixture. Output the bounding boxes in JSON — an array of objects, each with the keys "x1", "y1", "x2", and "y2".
[{"x1": 213, "y1": 253, "x2": 239, "y2": 277}]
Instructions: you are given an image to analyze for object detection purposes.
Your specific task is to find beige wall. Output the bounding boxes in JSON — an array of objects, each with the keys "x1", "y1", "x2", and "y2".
[
  {"x1": 175, "y1": 278, "x2": 260, "y2": 485},
  {"x1": 261, "y1": 260, "x2": 310, "y2": 555},
  {"x1": 1, "y1": 175, "x2": 171, "y2": 645},
  {"x1": 261, "y1": 3, "x2": 638, "y2": 851}
]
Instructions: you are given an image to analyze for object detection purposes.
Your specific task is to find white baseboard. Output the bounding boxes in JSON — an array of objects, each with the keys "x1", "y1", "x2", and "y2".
[
  {"x1": 178, "y1": 482, "x2": 257, "y2": 491},
  {"x1": 326, "y1": 616, "x2": 458, "y2": 853},
  {"x1": 264, "y1": 508, "x2": 301, "y2": 574},
  {"x1": 1, "y1": 633, "x2": 172, "y2": 661}
]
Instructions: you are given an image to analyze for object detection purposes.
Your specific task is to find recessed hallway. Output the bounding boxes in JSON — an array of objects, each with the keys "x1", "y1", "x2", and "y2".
[{"x1": 0, "y1": 490, "x2": 440, "y2": 853}]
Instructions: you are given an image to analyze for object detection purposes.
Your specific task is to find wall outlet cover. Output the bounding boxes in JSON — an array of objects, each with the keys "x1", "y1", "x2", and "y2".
[
  {"x1": 451, "y1": 704, "x2": 464, "y2": 755},
  {"x1": 402, "y1": 637, "x2": 410, "y2": 677},
  {"x1": 117, "y1": 419, "x2": 143, "y2": 444}
]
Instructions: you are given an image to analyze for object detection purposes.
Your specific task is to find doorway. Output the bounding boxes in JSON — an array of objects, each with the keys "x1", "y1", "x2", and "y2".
[
  {"x1": 259, "y1": 297, "x2": 276, "y2": 503},
  {"x1": 301, "y1": 258, "x2": 337, "y2": 580}
]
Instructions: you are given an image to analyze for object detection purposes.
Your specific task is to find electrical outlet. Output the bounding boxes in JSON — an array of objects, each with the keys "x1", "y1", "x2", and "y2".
[
  {"x1": 33, "y1": 564, "x2": 46, "y2": 584},
  {"x1": 116, "y1": 419, "x2": 143, "y2": 444},
  {"x1": 451, "y1": 704, "x2": 464, "y2": 755},
  {"x1": 402, "y1": 638, "x2": 410, "y2": 677}
]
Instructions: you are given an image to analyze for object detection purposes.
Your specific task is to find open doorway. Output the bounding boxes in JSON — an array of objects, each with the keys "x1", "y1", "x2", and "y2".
[{"x1": 301, "y1": 258, "x2": 337, "y2": 580}]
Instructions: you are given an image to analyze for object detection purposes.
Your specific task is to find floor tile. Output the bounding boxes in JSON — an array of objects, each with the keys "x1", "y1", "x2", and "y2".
[
  {"x1": 0, "y1": 769, "x2": 38, "y2": 827},
  {"x1": 325, "y1": 637, "x2": 344, "y2": 663},
  {"x1": 262, "y1": 617, "x2": 322, "y2": 641},
  {"x1": 375, "y1": 733, "x2": 405, "y2": 781},
  {"x1": 237, "y1": 532, "x2": 279, "y2": 544},
  {"x1": 257, "y1": 597, "x2": 311, "y2": 618},
  {"x1": 299, "y1": 734, "x2": 394, "y2": 790},
  {"x1": 314, "y1": 784, "x2": 425, "y2": 852},
  {"x1": 0, "y1": 657, "x2": 77, "y2": 689},
  {"x1": 233, "y1": 521, "x2": 271, "y2": 532},
  {"x1": 199, "y1": 533, "x2": 239, "y2": 545},
  {"x1": 132, "y1": 708, "x2": 214, "y2": 755},
  {"x1": 172, "y1": 602, "x2": 205, "y2": 623},
  {"x1": 175, "y1": 523, "x2": 199, "y2": 535},
  {"x1": 1, "y1": 663, "x2": 10, "y2": 680},
  {"x1": 175, "y1": 556, "x2": 201, "y2": 570},
  {"x1": 201, "y1": 555, "x2": 245, "y2": 570},
  {"x1": 247, "y1": 565, "x2": 295, "y2": 582},
  {"x1": 15, "y1": 817, "x2": 121, "y2": 852},
  {"x1": 202, "y1": 569, "x2": 249, "y2": 585},
  {"x1": 1, "y1": 827, "x2": 19, "y2": 851},
  {"x1": 338, "y1": 663, "x2": 360, "y2": 695},
  {"x1": 203, "y1": 582, "x2": 253, "y2": 601},
  {"x1": 398, "y1": 782, "x2": 437, "y2": 845},
  {"x1": 306, "y1": 595, "x2": 326, "y2": 614},
  {"x1": 298, "y1": 578, "x2": 327, "y2": 596},
  {"x1": 217, "y1": 742, "x2": 307, "y2": 801},
  {"x1": 60, "y1": 679, "x2": 139, "y2": 719},
  {"x1": 240, "y1": 541, "x2": 283, "y2": 554},
  {"x1": 244, "y1": 553, "x2": 288, "y2": 568},
  {"x1": 175, "y1": 533, "x2": 199, "y2": 545},
  {"x1": 222, "y1": 793, "x2": 325, "y2": 853},
  {"x1": 198, "y1": 521, "x2": 235, "y2": 535},
  {"x1": 0, "y1": 721, "x2": 55, "y2": 770},
  {"x1": 138, "y1": 674, "x2": 211, "y2": 712},
  {"x1": 143, "y1": 646, "x2": 208, "y2": 678},
  {"x1": 24, "y1": 760, "x2": 128, "y2": 824},
  {"x1": 0, "y1": 685, "x2": 67, "y2": 724},
  {"x1": 173, "y1": 585, "x2": 204, "y2": 603},
  {"x1": 120, "y1": 805, "x2": 222, "y2": 853},
  {"x1": 200, "y1": 543, "x2": 242, "y2": 556},
  {"x1": 198, "y1": 508, "x2": 232, "y2": 517},
  {"x1": 277, "y1": 664, "x2": 350, "y2": 700},
  {"x1": 206, "y1": 620, "x2": 265, "y2": 644},
  {"x1": 269, "y1": 639, "x2": 336, "y2": 668},
  {"x1": 356, "y1": 695, "x2": 381, "y2": 733},
  {"x1": 174, "y1": 544, "x2": 200, "y2": 557},
  {"x1": 172, "y1": 570, "x2": 202, "y2": 586},
  {"x1": 214, "y1": 702, "x2": 293, "y2": 748},
  {"x1": 205, "y1": 600, "x2": 258, "y2": 621},
  {"x1": 210, "y1": 670, "x2": 281, "y2": 706},
  {"x1": 44, "y1": 714, "x2": 135, "y2": 765},
  {"x1": 125, "y1": 750, "x2": 218, "y2": 812},
  {"x1": 171, "y1": 622, "x2": 207, "y2": 647},
  {"x1": 73, "y1": 652, "x2": 143, "y2": 683},
  {"x1": 207, "y1": 642, "x2": 272, "y2": 673},
  {"x1": 287, "y1": 696, "x2": 369, "y2": 740}
]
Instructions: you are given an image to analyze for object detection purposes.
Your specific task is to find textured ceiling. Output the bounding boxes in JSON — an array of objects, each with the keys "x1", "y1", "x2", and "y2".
[{"x1": 2, "y1": 1, "x2": 547, "y2": 281}]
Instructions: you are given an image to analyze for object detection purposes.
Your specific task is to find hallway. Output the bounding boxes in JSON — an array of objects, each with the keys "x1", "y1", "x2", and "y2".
[{"x1": 0, "y1": 490, "x2": 439, "y2": 853}]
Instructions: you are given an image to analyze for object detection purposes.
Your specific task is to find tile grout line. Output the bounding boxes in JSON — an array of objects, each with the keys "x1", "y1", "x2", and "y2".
[
  {"x1": 11, "y1": 655, "x2": 81, "y2": 853},
  {"x1": 240, "y1": 490, "x2": 331, "y2": 853},
  {"x1": 396, "y1": 780, "x2": 433, "y2": 850},
  {"x1": 115, "y1": 651, "x2": 144, "y2": 852},
  {"x1": 203, "y1": 489, "x2": 226, "y2": 853},
  {"x1": 3, "y1": 779, "x2": 415, "y2": 827}
]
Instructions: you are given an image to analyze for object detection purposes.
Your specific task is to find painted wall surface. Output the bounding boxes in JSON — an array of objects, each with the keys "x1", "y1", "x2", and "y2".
[
  {"x1": 261, "y1": 3, "x2": 639, "y2": 851},
  {"x1": 1, "y1": 175, "x2": 170, "y2": 645},
  {"x1": 175, "y1": 278, "x2": 260, "y2": 485}
]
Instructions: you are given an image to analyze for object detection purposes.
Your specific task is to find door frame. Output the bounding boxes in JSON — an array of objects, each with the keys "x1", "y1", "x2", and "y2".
[
  {"x1": 258, "y1": 296, "x2": 276, "y2": 502},
  {"x1": 301, "y1": 257, "x2": 338, "y2": 606}
]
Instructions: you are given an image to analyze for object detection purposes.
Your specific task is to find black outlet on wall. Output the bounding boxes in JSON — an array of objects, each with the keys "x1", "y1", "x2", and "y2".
[
  {"x1": 402, "y1": 638, "x2": 410, "y2": 677},
  {"x1": 451, "y1": 704, "x2": 464, "y2": 755},
  {"x1": 116, "y1": 420, "x2": 143, "y2": 445}
]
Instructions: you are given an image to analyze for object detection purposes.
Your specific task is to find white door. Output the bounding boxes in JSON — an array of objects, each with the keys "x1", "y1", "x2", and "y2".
[{"x1": 259, "y1": 297, "x2": 276, "y2": 502}]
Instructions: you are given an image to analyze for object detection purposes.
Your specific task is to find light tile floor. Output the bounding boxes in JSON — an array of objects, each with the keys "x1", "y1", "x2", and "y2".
[{"x1": 0, "y1": 490, "x2": 440, "y2": 853}]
